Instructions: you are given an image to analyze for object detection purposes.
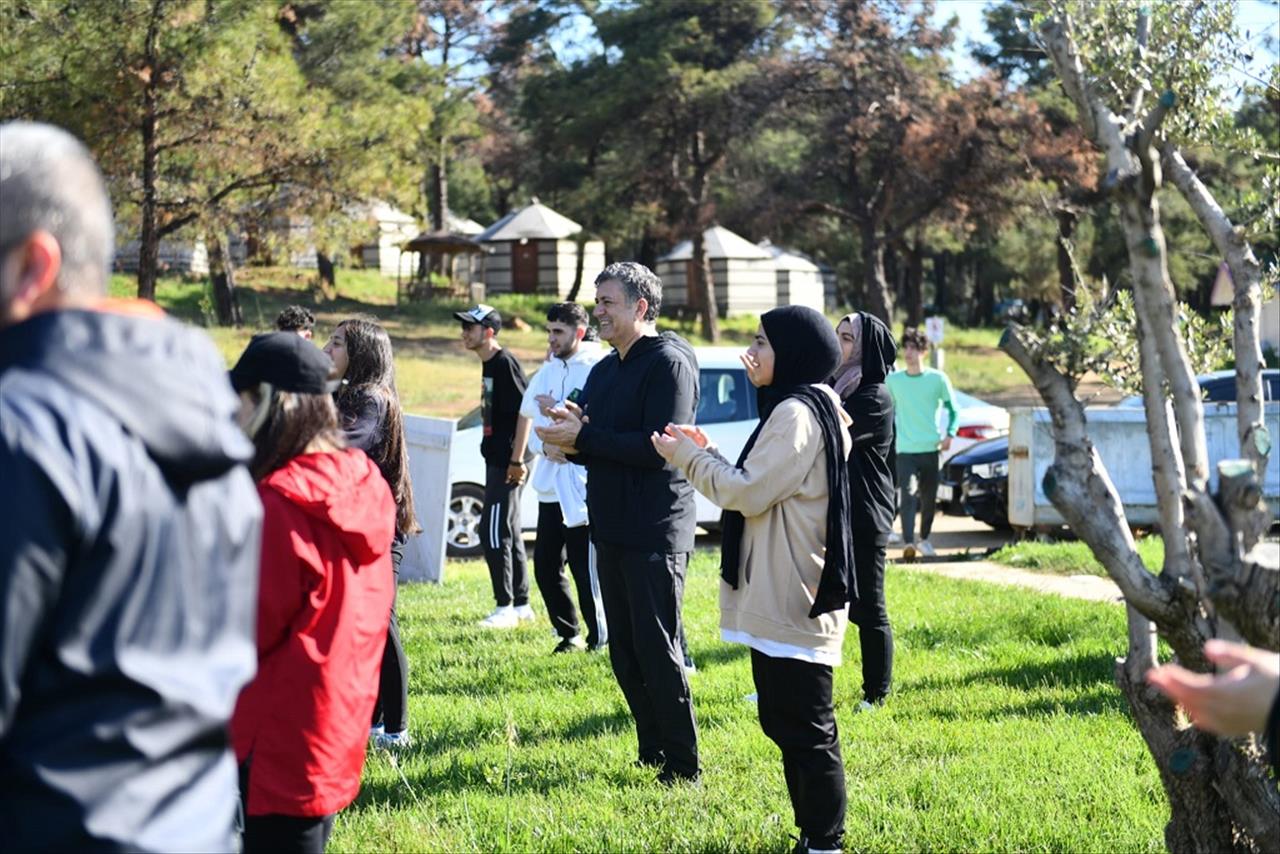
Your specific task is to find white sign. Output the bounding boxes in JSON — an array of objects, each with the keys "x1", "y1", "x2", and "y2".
[
  {"x1": 925, "y1": 316, "x2": 945, "y2": 345},
  {"x1": 402, "y1": 414, "x2": 457, "y2": 583}
]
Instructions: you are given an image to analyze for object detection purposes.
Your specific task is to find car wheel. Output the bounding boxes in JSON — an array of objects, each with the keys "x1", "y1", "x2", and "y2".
[{"x1": 446, "y1": 483, "x2": 486, "y2": 559}]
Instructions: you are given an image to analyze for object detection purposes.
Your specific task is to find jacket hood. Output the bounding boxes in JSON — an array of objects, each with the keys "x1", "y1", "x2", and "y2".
[
  {"x1": 567, "y1": 340, "x2": 604, "y2": 365},
  {"x1": 656, "y1": 330, "x2": 699, "y2": 372},
  {"x1": 262, "y1": 448, "x2": 395, "y2": 563},
  {"x1": 0, "y1": 308, "x2": 252, "y2": 483},
  {"x1": 858, "y1": 312, "x2": 897, "y2": 385}
]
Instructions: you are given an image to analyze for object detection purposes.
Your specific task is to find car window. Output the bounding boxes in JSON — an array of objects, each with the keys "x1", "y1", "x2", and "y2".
[
  {"x1": 697, "y1": 368, "x2": 755, "y2": 424},
  {"x1": 1202, "y1": 378, "x2": 1236, "y2": 402},
  {"x1": 1268, "y1": 372, "x2": 1279, "y2": 401},
  {"x1": 457, "y1": 406, "x2": 482, "y2": 430}
]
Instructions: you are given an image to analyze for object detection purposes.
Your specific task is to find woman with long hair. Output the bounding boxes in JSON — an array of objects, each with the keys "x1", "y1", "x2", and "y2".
[
  {"x1": 228, "y1": 332, "x2": 396, "y2": 853},
  {"x1": 324, "y1": 316, "x2": 420, "y2": 749},
  {"x1": 831, "y1": 311, "x2": 898, "y2": 708},
  {"x1": 651, "y1": 306, "x2": 856, "y2": 854}
]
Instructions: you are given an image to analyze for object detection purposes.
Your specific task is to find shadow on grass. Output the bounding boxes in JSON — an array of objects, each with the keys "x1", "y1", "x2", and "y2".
[
  {"x1": 356, "y1": 748, "x2": 647, "y2": 808},
  {"x1": 905, "y1": 650, "x2": 1125, "y2": 717}
]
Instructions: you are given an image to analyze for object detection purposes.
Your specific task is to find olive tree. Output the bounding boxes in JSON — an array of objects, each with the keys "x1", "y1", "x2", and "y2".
[{"x1": 999, "y1": 3, "x2": 1277, "y2": 851}]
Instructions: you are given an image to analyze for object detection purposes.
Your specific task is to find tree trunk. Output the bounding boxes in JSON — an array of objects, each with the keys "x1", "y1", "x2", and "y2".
[
  {"x1": 933, "y1": 250, "x2": 949, "y2": 316},
  {"x1": 136, "y1": 0, "x2": 163, "y2": 302},
  {"x1": 860, "y1": 220, "x2": 893, "y2": 324},
  {"x1": 690, "y1": 226, "x2": 719, "y2": 342},
  {"x1": 1056, "y1": 208, "x2": 1079, "y2": 312},
  {"x1": 316, "y1": 252, "x2": 337, "y2": 301},
  {"x1": 904, "y1": 238, "x2": 924, "y2": 327},
  {"x1": 207, "y1": 229, "x2": 242, "y2": 327},
  {"x1": 566, "y1": 234, "x2": 586, "y2": 302},
  {"x1": 974, "y1": 259, "x2": 995, "y2": 327}
]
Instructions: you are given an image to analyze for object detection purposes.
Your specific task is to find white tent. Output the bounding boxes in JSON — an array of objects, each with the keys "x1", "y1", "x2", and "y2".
[
  {"x1": 657, "y1": 225, "x2": 776, "y2": 317},
  {"x1": 758, "y1": 239, "x2": 825, "y2": 313},
  {"x1": 478, "y1": 199, "x2": 605, "y2": 297}
]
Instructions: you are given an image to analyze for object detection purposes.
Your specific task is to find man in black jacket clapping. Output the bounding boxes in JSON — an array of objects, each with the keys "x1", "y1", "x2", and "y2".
[{"x1": 537, "y1": 262, "x2": 700, "y2": 784}]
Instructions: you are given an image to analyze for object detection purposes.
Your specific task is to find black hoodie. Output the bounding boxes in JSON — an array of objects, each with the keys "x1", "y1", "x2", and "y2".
[
  {"x1": 0, "y1": 309, "x2": 261, "y2": 851},
  {"x1": 839, "y1": 312, "x2": 898, "y2": 541},
  {"x1": 573, "y1": 332, "x2": 698, "y2": 551}
]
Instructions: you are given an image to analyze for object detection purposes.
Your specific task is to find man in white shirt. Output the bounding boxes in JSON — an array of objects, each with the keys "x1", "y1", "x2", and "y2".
[{"x1": 519, "y1": 303, "x2": 609, "y2": 653}]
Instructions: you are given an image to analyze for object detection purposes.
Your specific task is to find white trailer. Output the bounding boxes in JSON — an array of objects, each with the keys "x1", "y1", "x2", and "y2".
[{"x1": 1008, "y1": 403, "x2": 1280, "y2": 530}]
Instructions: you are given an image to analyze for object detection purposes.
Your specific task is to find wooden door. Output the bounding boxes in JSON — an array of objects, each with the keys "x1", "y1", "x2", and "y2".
[{"x1": 513, "y1": 241, "x2": 539, "y2": 293}]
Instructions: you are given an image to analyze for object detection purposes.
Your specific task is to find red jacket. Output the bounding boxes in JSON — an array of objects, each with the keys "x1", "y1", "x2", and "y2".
[{"x1": 231, "y1": 448, "x2": 396, "y2": 817}]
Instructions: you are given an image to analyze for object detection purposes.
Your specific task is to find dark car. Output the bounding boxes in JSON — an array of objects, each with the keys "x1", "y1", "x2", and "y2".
[
  {"x1": 939, "y1": 436, "x2": 1009, "y2": 529},
  {"x1": 941, "y1": 369, "x2": 1279, "y2": 532}
]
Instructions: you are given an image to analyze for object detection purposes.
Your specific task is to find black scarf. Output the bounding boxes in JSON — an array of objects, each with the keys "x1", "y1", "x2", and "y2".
[{"x1": 720, "y1": 306, "x2": 858, "y2": 617}]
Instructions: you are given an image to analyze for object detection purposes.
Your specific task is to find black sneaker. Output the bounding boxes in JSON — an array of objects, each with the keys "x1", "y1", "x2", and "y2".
[
  {"x1": 656, "y1": 767, "x2": 701, "y2": 786},
  {"x1": 552, "y1": 636, "x2": 587, "y2": 654},
  {"x1": 634, "y1": 753, "x2": 664, "y2": 769}
]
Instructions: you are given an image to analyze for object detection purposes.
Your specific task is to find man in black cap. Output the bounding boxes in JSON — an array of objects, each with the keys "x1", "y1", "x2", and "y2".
[
  {"x1": 457, "y1": 304, "x2": 533, "y2": 628},
  {"x1": 0, "y1": 121, "x2": 260, "y2": 851}
]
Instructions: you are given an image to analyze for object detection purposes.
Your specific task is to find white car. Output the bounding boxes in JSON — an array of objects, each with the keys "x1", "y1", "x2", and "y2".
[
  {"x1": 446, "y1": 347, "x2": 758, "y2": 557},
  {"x1": 943, "y1": 389, "x2": 1009, "y2": 461}
]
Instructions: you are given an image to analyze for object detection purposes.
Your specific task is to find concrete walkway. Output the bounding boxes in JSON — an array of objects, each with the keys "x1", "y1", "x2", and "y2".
[{"x1": 894, "y1": 558, "x2": 1124, "y2": 604}]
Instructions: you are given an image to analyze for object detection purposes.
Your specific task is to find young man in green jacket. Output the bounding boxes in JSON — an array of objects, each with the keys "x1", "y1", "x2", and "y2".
[{"x1": 884, "y1": 327, "x2": 958, "y2": 559}]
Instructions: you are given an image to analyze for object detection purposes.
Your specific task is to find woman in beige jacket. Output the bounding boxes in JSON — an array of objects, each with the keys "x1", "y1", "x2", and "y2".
[{"x1": 652, "y1": 305, "x2": 856, "y2": 854}]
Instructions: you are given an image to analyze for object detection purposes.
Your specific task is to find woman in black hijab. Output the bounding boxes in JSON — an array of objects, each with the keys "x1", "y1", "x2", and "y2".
[
  {"x1": 652, "y1": 305, "x2": 856, "y2": 854},
  {"x1": 831, "y1": 312, "x2": 897, "y2": 707}
]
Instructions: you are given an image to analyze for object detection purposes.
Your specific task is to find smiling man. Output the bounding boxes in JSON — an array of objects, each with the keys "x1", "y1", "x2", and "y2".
[{"x1": 536, "y1": 262, "x2": 701, "y2": 784}]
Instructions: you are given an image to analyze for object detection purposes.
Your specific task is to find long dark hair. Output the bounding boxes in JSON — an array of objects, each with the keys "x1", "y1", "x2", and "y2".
[
  {"x1": 248, "y1": 389, "x2": 346, "y2": 481},
  {"x1": 334, "y1": 316, "x2": 421, "y2": 535}
]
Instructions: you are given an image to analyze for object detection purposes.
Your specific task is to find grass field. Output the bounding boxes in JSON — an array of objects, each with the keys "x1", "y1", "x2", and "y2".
[
  {"x1": 330, "y1": 551, "x2": 1165, "y2": 852},
  {"x1": 110, "y1": 267, "x2": 1026, "y2": 418},
  {"x1": 990, "y1": 537, "x2": 1166, "y2": 577}
]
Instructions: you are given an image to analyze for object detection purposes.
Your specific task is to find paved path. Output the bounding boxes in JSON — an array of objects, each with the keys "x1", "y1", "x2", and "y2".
[{"x1": 893, "y1": 558, "x2": 1124, "y2": 603}]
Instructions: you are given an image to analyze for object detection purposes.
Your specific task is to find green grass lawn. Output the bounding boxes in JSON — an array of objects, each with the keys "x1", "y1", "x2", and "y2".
[
  {"x1": 990, "y1": 537, "x2": 1165, "y2": 577},
  {"x1": 332, "y1": 551, "x2": 1165, "y2": 852}
]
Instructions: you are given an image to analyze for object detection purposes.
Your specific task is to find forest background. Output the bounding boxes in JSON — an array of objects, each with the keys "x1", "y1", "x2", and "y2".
[{"x1": 0, "y1": 0, "x2": 1276, "y2": 340}]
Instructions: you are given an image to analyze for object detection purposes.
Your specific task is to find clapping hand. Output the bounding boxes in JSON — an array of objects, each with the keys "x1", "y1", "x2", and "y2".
[
  {"x1": 535, "y1": 393, "x2": 557, "y2": 417},
  {"x1": 740, "y1": 352, "x2": 764, "y2": 387},
  {"x1": 667, "y1": 424, "x2": 710, "y2": 449},
  {"x1": 535, "y1": 400, "x2": 587, "y2": 455},
  {"x1": 650, "y1": 423, "x2": 695, "y2": 464}
]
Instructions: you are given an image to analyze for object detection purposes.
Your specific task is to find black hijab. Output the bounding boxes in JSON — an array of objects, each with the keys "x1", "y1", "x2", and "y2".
[{"x1": 720, "y1": 305, "x2": 858, "y2": 618}]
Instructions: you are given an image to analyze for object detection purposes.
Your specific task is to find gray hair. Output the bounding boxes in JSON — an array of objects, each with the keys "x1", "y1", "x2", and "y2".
[
  {"x1": 0, "y1": 121, "x2": 114, "y2": 298},
  {"x1": 594, "y1": 261, "x2": 662, "y2": 321}
]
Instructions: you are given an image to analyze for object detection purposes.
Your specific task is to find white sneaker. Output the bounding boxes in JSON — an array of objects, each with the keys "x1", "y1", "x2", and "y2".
[
  {"x1": 744, "y1": 692, "x2": 758, "y2": 703},
  {"x1": 374, "y1": 730, "x2": 411, "y2": 750},
  {"x1": 917, "y1": 540, "x2": 936, "y2": 558},
  {"x1": 514, "y1": 604, "x2": 537, "y2": 623},
  {"x1": 479, "y1": 606, "x2": 518, "y2": 628},
  {"x1": 887, "y1": 532, "x2": 903, "y2": 546}
]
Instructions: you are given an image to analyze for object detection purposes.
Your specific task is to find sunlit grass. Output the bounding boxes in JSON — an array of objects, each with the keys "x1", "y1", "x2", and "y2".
[{"x1": 331, "y1": 551, "x2": 1165, "y2": 852}]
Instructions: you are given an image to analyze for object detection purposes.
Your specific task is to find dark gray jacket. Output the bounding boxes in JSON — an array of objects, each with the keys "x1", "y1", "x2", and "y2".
[{"x1": 0, "y1": 309, "x2": 262, "y2": 852}]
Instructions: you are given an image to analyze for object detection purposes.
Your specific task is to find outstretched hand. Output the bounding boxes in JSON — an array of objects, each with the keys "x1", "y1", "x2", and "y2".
[{"x1": 1146, "y1": 639, "x2": 1280, "y2": 737}]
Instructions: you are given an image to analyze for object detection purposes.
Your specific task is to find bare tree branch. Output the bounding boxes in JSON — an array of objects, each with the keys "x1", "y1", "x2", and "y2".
[{"x1": 1161, "y1": 144, "x2": 1271, "y2": 476}]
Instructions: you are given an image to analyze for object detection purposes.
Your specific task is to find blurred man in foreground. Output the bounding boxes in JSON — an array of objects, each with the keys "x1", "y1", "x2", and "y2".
[{"x1": 0, "y1": 121, "x2": 262, "y2": 851}]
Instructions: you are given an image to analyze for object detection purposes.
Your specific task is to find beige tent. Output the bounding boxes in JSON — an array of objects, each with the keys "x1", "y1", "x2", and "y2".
[{"x1": 477, "y1": 199, "x2": 605, "y2": 297}]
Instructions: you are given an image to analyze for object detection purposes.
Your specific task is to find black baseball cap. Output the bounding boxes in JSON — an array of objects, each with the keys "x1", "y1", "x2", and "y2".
[
  {"x1": 453, "y1": 303, "x2": 501, "y2": 331},
  {"x1": 229, "y1": 331, "x2": 340, "y2": 394}
]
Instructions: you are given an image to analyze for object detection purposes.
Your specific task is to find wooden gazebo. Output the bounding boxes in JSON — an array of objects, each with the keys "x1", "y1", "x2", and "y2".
[{"x1": 398, "y1": 230, "x2": 484, "y2": 303}]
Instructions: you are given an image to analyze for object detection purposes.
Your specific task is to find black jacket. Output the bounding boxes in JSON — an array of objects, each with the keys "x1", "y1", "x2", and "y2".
[
  {"x1": 0, "y1": 309, "x2": 261, "y2": 851},
  {"x1": 840, "y1": 313, "x2": 898, "y2": 542},
  {"x1": 574, "y1": 333, "x2": 698, "y2": 552}
]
